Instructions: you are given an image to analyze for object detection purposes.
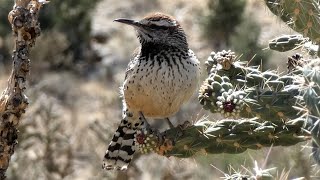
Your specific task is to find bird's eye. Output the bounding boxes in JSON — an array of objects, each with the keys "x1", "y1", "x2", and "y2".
[{"x1": 149, "y1": 24, "x2": 158, "y2": 29}]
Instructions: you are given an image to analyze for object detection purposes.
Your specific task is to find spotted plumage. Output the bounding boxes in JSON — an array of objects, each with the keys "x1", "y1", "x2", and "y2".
[{"x1": 103, "y1": 12, "x2": 200, "y2": 170}]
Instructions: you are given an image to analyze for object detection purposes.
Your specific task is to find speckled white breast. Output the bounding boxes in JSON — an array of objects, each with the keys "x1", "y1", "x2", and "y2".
[{"x1": 122, "y1": 49, "x2": 200, "y2": 118}]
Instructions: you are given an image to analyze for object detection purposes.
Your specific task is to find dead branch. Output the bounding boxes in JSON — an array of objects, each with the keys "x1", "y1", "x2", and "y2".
[{"x1": 0, "y1": 0, "x2": 47, "y2": 178}]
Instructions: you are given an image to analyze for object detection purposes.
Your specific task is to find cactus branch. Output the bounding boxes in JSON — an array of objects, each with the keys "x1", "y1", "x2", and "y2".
[
  {"x1": 134, "y1": 50, "x2": 316, "y2": 160},
  {"x1": 136, "y1": 118, "x2": 310, "y2": 158},
  {"x1": 0, "y1": 0, "x2": 46, "y2": 178},
  {"x1": 264, "y1": 0, "x2": 320, "y2": 44}
]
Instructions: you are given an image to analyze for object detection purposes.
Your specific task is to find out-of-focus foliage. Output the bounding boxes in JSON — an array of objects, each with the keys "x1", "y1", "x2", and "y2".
[
  {"x1": 230, "y1": 17, "x2": 271, "y2": 66},
  {"x1": 0, "y1": 0, "x2": 12, "y2": 36},
  {"x1": 0, "y1": 0, "x2": 101, "y2": 69},
  {"x1": 39, "y1": 0, "x2": 101, "y2": 63},
  {"x1": 202, "y1": 0, "x2": 270, "y2": 67},
  {"x1": 30, "y1": 31, "x2": 72, "y2": 75},
  {"x1": 0, "y1": 1, "x2": 13, "y2": 65},
  {"x1": 202, "y1": 0, "x2": 246, "y2": 47},
  {"x1": 265, "y1": 0, "x2": 320, "y2": 44},
  {"x1": 265, "y1": 0, "x2": 320, "y2": 57}
]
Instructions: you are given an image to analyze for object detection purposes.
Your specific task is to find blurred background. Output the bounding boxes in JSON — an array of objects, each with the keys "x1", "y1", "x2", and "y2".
[{"x1": 0, "y1": 0, "x2": 319, "y2": 179}]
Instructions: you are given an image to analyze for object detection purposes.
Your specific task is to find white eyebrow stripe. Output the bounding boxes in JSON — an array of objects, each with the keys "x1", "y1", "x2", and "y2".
[
  {"x1": 140, "y1": 19, "x2": 177, "y2": 27},
  {"x1": 152, "y1": 20, "x2": 177, "y2": 27}
]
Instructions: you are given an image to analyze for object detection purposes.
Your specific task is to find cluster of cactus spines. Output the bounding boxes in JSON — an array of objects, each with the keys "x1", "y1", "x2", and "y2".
[
  {"x1": 300, "y1": 60, "x2": 320, "y2": 117},
  {"x1": 199, "y1": 73, "x2": 245, "y2": 118},
  {"x1": 200, "y1": 50, "x2": 301, "y2": 124},
  {"x1": 269, "y1": 35, "x2": 308, "y2": 52},
  {"x1": 292, "y1": 58, "x2": 320, "y2": 163},
  {"x1": 224, "y1": 173, "x2": 273, "y2": 180},
  {"x1": 265, "y1": 0, "x2": 320, "y2": 43},
  {"x1": 222, "y1": 161, "x2": 274, "y2": 180},
  {"x1": 264, "y1": 0, "x2": 320, "y2": 166},
  {"x1": 264, "y1": 0, "x2": 320, "y2": 56},
  {"x1": 136, "y1": 117, "x2": 310, "y2": 158},
  {"x1": 266, "y1": 0, "x2": 320, "y2": 141},
  {"x1": 205, "y1": 50, "x2": 237, "y2": 74}
]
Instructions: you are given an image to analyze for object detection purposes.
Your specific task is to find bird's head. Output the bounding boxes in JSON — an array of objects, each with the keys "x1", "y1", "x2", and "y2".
[{"x1": 114, "y1": 13, "x2": 188, "y2": 49}]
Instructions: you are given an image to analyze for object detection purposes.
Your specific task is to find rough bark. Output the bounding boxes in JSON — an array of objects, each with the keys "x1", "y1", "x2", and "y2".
[{"x1": 0, "y1": 0, "x2": 46, "y2": 178}]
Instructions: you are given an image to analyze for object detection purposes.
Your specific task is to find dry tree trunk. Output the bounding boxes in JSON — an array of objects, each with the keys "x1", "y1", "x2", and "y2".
[{"x1": 0, "y1": 0, "x2": 46, "y2": 179}]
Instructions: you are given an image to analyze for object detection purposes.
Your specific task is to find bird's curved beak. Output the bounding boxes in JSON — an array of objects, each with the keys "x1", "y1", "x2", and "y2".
[{"x1": 114, "y1": 18, "x2": 141, "y2": 27}]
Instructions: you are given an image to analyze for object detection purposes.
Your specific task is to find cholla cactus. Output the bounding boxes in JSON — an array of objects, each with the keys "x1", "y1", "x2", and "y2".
[
  {"x1": 265, "y1": 0, "x2": 320, "y2": 43},
  {"x1": 265, "y1": 0, "x2": 320, "y2": 56},
  {"x1": 269, "y1": 35, "x2": 308, "y2": 52},
  {"x1": 219, "y1": 161, "x2": 275, "y2": 180},
  {"x1": 294, "y1": 58, "x2": 320, "y2": 163},
  {"x1": 201, "y1": 50, "x2": 301, "y2": 123},
  {"x1": 199, "y1": 73, "x2": 245, "y2": 118},
  {"x1": 264, "y1": 0, "x2": 320, "y2": 165},
  {"x1": 137, "y1": 50, "x2": 311, "y2": 160}
]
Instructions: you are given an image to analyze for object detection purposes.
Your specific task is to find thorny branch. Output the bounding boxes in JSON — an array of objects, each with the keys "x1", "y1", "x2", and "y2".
[
  {"x1": 0, "y1": 0, "x2": 47, "y2": 178},
  {"x1": 136, "y1": 118, "x2": 311, "y2": 158}
]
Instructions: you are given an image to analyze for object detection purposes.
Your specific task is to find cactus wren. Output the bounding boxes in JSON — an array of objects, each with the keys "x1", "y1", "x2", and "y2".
[{"x1": 103, "y1": 13, "x2": 200, "y2": 170}]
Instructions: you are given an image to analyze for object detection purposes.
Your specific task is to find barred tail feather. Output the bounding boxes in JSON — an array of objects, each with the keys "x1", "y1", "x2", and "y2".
[{"x1": 103, "y1": 119, "x2": 137, "y2": 170}]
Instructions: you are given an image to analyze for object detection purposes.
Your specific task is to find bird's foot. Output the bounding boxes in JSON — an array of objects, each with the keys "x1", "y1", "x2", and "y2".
[
  {"x1": 139, "y1": 111, "x2": 151, "y2": 129},
  {"x1": 156, "y1": 121, "x2": 191, "y2": 156},
  {"x1": 138, "y1": 111, "x2": 162, "y2": 139},
  {"x1": 166, "y1": 118, "x2": 175, "y2": 129},
  {"x1": 165, "y1": 117, "x2": 185, "y2": 138}
]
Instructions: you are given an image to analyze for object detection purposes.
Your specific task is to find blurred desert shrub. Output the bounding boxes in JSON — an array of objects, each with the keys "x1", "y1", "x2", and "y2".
[
  {"x1": 30, "y1": 31, "x2": 73, "y2": 74},
  {"x1": 202, "y1": 0, "x2": 246, "y2": 49},
  {"x1": 0, "y1": 0, "x2": 12, "y2": 66},
  {"x1": 6, "y1": 72, "x2": 119, "y2": 179},
  {"x1": 0, "y1": 1, "x2": 113, "y2": 179},
  {"x1": 0, "y1": 0, "x2": 12, "y2": 36},
  {"x1": 202, "y1": 0, "x2": 270, "y2": 67},
  {"x1": 38, "y1": 0, "x2": 101, "y2": 66},
  {"x1": 0, "y1": 0, "x2": 101, "y2": 72},
  {"x1": 8, "y1": 95, "x2": 74, "y2": 179},
  {"x1": 229, "y1": 15, "x2": 271, "y2": 66}
]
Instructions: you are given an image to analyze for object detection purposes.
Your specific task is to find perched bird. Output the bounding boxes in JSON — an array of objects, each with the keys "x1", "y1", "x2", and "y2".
[{"x1": 103, "y1": 12, "x2": 200, "y2": 170}]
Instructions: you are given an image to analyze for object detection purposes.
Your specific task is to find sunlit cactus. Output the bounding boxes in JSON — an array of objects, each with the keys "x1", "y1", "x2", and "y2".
[
  {"x1": 201, "y1": 50, "x2": 301, "y2": 123},
  {"x1": 221, "y1": 161, "x2": 274, "y2": 180},
  {"x1": 264, "y1": 0, "x2": 320, "y2": 57},
  {"x1": 299, "y1": 60, "x2": 320, "y2": 117},
  {"x1": 292, "y1": 58, "x2": 320, "y2": 164},
  {"x1": 269, "y1": 35, "x2": 308, "y2": 52},
  {"x1": 137, "y1": 118, "x2": 309, "y2": 158},
  {"x1": 136, "y1": 50, "x2": 314, "y2": 163},
  {"x1": 265, "y1": 0, "x2": 320, "y2": 43},
  {"x1": 198, "y1": 73, "x2": 245, "y2": 118}
]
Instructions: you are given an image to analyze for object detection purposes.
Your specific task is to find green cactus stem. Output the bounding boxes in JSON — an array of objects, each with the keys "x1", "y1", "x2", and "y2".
[
  {"x1": 201, "y1": 50, "x2": 301, "y2": 124},
  {"x1": 269, "y1": 35, "x2": 307, "y2": 52},
  {"x1": 136, "y1": 50, "x2": 318, "y2": 168},
  {"x1": 264, "y1": 0, "x2": 320, "y2": 43},
  {"x1": 136, "y1": 119, "x2": 310, "y2": 158}
]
